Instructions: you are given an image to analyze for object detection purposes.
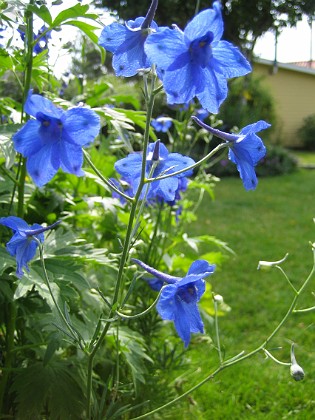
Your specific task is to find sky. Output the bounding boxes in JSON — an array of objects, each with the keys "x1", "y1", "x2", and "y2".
[{"x1": 254, "y1": 15, "x2": 315, "y2": 64}]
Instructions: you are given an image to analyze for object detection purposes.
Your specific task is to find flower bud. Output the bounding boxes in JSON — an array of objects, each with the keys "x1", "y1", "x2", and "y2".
[
  {"x1": 290, "y1": 363, "x2": 305, "y2": 381},
  {"x1": 290, "y1": 343, "x2": 305, "y2": 381},
  {"x1": 257, "y1": 253, "x2": 288, "y2": 271},
  {"x1": 213, "y1": 294, "x2": 224, "y2": 304}
]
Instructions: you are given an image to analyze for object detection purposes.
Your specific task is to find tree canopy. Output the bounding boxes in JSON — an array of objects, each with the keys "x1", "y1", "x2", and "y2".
[{"x1": 94, "y1": 0, "x2": 315, "y2": 54}]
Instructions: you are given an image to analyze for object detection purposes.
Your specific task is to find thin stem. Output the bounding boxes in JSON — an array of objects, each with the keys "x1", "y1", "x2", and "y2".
[
  {"x1": 35, "y1": 239, "x2": 85, "y2": 351},
  {"x1": 145, "y1": 142, "x2": 228, "y2": 182},
  {"x1": 276, "y1": 265, "x2": 298, "y2": 294},
  {"x1": 214, "y1": 298, "x2": 223, "y2": 365},
  {"x1": 83, "y1": 149, "x2": 134, "y2": 202},
  {"x1": 263, "y1": 348, "x2": 290, "y2": 366},
  {"x1": 116, "y1": 286, "x2": 164, "y2": 320}
]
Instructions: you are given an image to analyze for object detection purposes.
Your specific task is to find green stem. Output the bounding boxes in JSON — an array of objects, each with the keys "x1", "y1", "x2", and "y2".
[
  {"x1": 214, "y1": 298, "x2": 223, "y2": 365},
  {"x1": 83, "y1": 149, "x2": 134, "y2": 203},
  {"x1": 86, "y1": 72, "x2": 158, "y2": 419},
  {"x1": 145, "y1": 142, "x2": 228, "y2": 183},
  {"x1": 35, "y1": 240, "x2": 85, "y2": 350}
]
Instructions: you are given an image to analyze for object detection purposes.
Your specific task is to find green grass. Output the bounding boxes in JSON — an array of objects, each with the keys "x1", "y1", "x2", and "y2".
[{"x1": 164, "y1": 169, "x2": 315, "y2": 419}]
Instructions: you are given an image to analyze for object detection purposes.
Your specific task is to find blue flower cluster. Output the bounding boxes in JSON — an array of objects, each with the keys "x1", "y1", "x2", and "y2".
[
  {"x1": 99, "y1": 1, "x2": 251, "y2": 114},
  {"x1": 13, "y1": 91, "x2": 100, "y2": 187},
  {"x1": 114, "y1": 140, "x2": 194, "y2": 204},
  {"x1": 132, "y1": 258, "x2": 215, "y2": 347}
]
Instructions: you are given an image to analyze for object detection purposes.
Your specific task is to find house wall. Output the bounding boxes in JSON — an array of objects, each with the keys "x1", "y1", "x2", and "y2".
[{"x1": 253, "y1": 61, "x2": 315, "y2": 148}]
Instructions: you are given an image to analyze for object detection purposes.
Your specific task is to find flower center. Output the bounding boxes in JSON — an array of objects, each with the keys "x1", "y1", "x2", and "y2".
[
  {"x1": 189, "y1": 31, "x2": 214, "y2": 67},
  {"x1": 37, "y1": 112, "x2": 63, "y2": 143},
  {"x1": 176, "y1": 284, "x2": 197, "y2": 304}
]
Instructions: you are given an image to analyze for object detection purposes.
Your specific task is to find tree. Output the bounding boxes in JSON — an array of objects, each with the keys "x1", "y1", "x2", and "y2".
[{"x1": 93, "y1": 0, "x2": 315, "y2": 55}]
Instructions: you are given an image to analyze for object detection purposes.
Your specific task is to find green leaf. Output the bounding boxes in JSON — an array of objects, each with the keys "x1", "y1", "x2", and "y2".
[
  {"x1": 108, "y1": 326, "x2": 153, "y2": 387},
  {"x1": 52, "y1": 4, "x2": 98, "y2": 27},
  {"x1": 27, "y1": 4, "x2": 52, "y2": 25},
  {"x1": 11, "y1": 360, "x2": 85, "y2": 419},
  {"x1": 63, "y1": 20, "x2": 99, "y2": 45}
]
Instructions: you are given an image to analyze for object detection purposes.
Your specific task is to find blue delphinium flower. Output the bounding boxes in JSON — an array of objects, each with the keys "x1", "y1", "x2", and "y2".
[
  {"x1": 13, "y1": 90, "x2": 100, "y2": 187},
  {"x1": 99, "y1": 0, "x2": 159, "y2": 77},
  {"x1": 151, "y1": 116, "x2": 173, "y2": 133},
  {"x1": 144, "y1": 1, "x2": 251, "y2": 113},
  {"x1": 0, "y1": 217, "x2": 60, "y2": 277},
  {"x1": 132, "y1": 258, "x2": 215, "y2": 346},
  {"x1": 192, "y1": 116, "x2": 270, "y2": 190},
  {"x1": 114, "y1": 140, "x2": 195, "y2": 202}
]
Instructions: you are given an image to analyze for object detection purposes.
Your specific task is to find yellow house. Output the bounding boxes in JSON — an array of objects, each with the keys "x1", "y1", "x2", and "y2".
[{"x1": 253, "y1": 58, "x2": 315, "y2": 148}]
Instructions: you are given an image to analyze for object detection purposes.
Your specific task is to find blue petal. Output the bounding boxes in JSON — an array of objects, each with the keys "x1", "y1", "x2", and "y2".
[
  {"x1": 0, "y1": 216, "x2": 29, "y2": 232},
  {"x1": 13, "y1": 120, "x2": 43, "y2": 157},
  {"x1": 165, "y1": 153, "x2": 195, "y2": 177},
  {"x1": 239, "y1": 120, "x2": 271, "y2": 135},
  {"x1": 173, "y1": 300, "x2": 192, "y2": 347},
  {"x1": 113, "y1": 35, "x2": 148, "y2": 76},
  {"x1": 99, "y1": 22, "x2": 130, "y2": 54},
  {"x1": 115, "y1": 153, "x2": 142, "y2": 178},
  {"x1": 188, "y1": 260, "x2": 216, "y2": 276},
  {"x1": 212, "y1": 41, "x2": 252, "y2": 78},
  {"x1": 196, "y1": 65, "x2": 227, "y2": 113},
  {"x1": 59, "y1": 141, "x2": 84, "y2": 177},
  {"x1": 236, "y1": 134, "x2": 266, "y2": 165},
  {"x1": 15, "y1": 238, "x2": 38, "y2": 277},
  {"x1": 156, "y1": 284, "x2": 178, "y2": 320},
  {"x1": 145, "y1": 27, "x2": 186, "y2": 70},
  {"x1": 228, "y1": 148, "x2": 258, "y2": 190},
  {"x1": 26, "y1": 143, "x2": 60, "y2": 186},
  {"x1": 184, "y1": 8, "x2": 223, "y2": 44},
  {"x1": 182, "y1": 302, "x2": 204, "y2": 334},
  {"x1": 150, "y1": 177, "x2": 179, "y2": 201},
  {"x1": 163, "y1": 62, "x2": 197, "y2": 105},
  {"x1": 24, "y1": 91, "x2": 63, "y2": 119},
  {"x1": 62, "y1": 107, "x2": 100, "y2": 146}
]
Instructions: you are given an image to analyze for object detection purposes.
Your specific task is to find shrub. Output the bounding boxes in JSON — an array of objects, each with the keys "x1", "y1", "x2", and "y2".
[{"x1": 297, "y1": 114, "x2": 315, "y2": 150}]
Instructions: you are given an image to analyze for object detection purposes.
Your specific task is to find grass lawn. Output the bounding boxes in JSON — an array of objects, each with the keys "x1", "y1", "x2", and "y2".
[{"x1": 166, "y1": 169, "x2": 315, "y2": 419}]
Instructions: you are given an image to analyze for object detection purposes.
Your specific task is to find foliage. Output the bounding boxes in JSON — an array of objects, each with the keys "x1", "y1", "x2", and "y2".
[{"x1": 297, "y1": 113, "x2": 315, "y2": 150}]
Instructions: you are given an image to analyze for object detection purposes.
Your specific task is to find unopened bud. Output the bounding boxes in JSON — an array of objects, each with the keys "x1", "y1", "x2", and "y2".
[
  {"x1": 213, "y1": 294, "x2": 224, "y2": 304},
  {"x1": 257, "y1": 253, "x2": 288, "y2": 271},
  {"x1": 290, "y1": 343, "x2": 305, "y2": 381}
]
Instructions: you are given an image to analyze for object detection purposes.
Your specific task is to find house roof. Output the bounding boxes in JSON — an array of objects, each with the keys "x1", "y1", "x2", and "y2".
[{"x1": 254, "y1": 57, "x2": 315, "y2": 76}]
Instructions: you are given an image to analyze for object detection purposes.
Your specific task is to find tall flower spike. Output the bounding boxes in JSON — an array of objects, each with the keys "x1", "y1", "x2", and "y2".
[
  {"x1": 13, "y1": 90, "x2": 100, "y2": 187},
  {"x1": 144, "y1": 1, "x2": 251, "y2": 113},
  {"x1": 132, "y1": 258, "x2": 215, "y2": 347},
  {"x1": 192, "y1": 116, "x2": 270, "y2": 190},
  {"x1": 98, "y1": 0, "x2": 159, "y2": 77},
  {"x1": 0, "y1": 217, "x2": 60, "y2": 278}
]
